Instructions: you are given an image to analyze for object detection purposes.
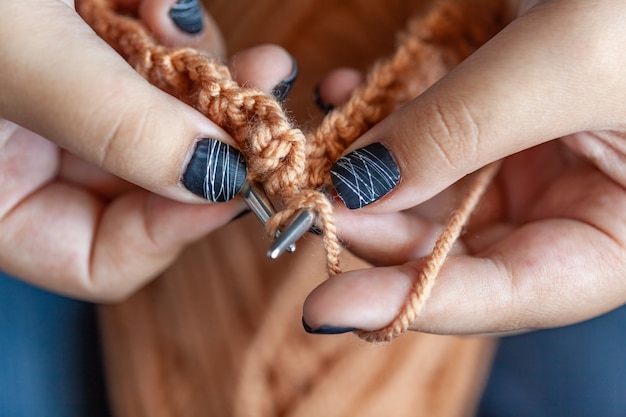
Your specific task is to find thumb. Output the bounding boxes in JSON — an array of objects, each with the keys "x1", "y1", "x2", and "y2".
[
  {"x1": 329, "y1": 0, "x2": 626, "y2": 211},
  {"x1": 0, "y1": 1, "x2": 241, "y2": 203}
]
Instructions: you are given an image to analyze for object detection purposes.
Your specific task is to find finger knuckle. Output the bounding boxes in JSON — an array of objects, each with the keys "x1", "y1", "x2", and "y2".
[
  {"x1": 95, "y1": 104, "x2": 151, "y2": 175},
  {"x1": 424, "y1": 98, "x2": 481, "y2": 173},
  {"x1": 82, "y1": 80, "x2": 172, "y2": 183}
]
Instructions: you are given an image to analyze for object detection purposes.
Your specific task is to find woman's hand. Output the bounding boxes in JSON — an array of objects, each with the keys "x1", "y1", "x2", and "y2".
[
  {"x1": 0, "y1": 0, "x2": 296, "y2": 301},
  {"x1": 303, "y1": 0, "x2": 626, "y2": 336}
]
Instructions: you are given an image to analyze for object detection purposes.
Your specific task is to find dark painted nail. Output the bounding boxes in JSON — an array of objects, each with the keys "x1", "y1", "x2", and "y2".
[
  {"x1": 330, "y1": 142, "x2": 400, "y2": 210},
  {"x1": 312, "y1": 84, "x2": 334, "y2": 114},
  {"x1": 169, "y1": 0, "x2": 204, "y2": 34},
  {"x1": 271, "y1": 57, "x2": 299, "y2": 103},
  {"x1": 302, "y1": 317, "x2": 356, "y2": 335},
  {"x1": 182, "y1": 138, "x2": 247, "y2": 202}
]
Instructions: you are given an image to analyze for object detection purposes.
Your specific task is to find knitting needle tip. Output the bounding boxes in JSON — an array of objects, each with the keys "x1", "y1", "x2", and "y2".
[
  {"x1": 267, "y1": 209, "x2": 316, "y2": 259},
  {"x1": 239, "y1": 180, "x2": 314, "y2": 259}
]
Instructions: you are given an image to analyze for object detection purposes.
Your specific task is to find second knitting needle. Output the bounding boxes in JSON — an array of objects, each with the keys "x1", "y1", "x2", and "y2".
[{"x1": 240, "y1": 180, "x2": 317, "y2": 259}]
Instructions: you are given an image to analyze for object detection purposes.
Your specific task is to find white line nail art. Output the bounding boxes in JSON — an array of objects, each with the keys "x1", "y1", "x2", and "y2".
[
  {"x1": 330, "y1": 143, "x2": 400, "y2": 209},
  {"x1": 183, "y1": 138, "x2": 247, "y2": 202}
]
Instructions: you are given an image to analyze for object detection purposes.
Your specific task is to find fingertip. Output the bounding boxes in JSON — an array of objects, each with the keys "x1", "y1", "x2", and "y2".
[
  {"x1": 137, "y1": 0, "x2": 225, "y2": 56},
  {"x1": 302, "y1": 265, "x2": 413, "y2": 333},
  {"x1": 228, "y1": 44, "x2": 297, "y2": 97},
  {"x1": 314, "y1": 67, "x2": 364, "y2": 111}
]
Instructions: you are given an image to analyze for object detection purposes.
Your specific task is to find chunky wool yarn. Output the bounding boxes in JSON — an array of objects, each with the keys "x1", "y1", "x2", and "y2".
[{"x1": 77, "y1": 0, "x2": 506, "y2": 342}]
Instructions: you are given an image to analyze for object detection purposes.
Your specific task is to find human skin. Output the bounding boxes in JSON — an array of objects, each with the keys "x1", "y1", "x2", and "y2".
[
  {"x1": 0, "y1": 0, "x2": 293, "y2": 301},
  {"x1": 303, "y1": 0, "x2": 626, "y2": 336}
]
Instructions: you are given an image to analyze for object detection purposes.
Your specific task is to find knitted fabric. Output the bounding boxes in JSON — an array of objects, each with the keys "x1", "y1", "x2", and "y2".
[{"x1": 77, "y1": 0, "x2": 507, "y2": 342}]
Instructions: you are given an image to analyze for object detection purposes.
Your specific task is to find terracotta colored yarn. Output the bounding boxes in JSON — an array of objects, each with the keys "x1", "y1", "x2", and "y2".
[{"x1": 77, "y1": 0, "x2": 507, "y2": 342}]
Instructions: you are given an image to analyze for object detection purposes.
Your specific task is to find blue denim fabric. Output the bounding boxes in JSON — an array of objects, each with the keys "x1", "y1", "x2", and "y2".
[
  {"x1": 3, "y1": 268, "x2": 625, "y2": 417},
  {"x1": 0, "y1": 273, "x2": 110, "y2": 417},
  {"x1": 478, "y1": 306, "x2": 626, "y2": 417}
]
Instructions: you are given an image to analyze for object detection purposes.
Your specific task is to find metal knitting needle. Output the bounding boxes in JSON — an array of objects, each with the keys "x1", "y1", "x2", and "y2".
[
  {"x1": 240, "y1": 180, "x2": 275, "y2": 224},
  {"x1": 240, "y1": 180, "x2": 297, "y2": 255},
  {"x1": 267, "y1": 209, "x2": 316, "y2": 260}
]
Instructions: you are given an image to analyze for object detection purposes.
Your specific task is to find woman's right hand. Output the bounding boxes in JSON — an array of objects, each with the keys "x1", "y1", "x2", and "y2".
[{"x1": 0, "y1": 0, "x2": 297, "y2": 301}]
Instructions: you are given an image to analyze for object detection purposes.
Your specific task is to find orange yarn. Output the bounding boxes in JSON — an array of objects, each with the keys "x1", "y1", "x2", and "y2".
[
  {"x1": 77, "y1": 0, "x2": 508, "y2": 342},
  {"x1": 357, "y1": 161, "x2": 502, "y2": 342}
]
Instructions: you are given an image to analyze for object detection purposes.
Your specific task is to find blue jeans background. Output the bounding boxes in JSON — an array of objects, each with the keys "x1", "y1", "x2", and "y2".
[
  {"x1": 478, "y1": 306, "x2": 626, "y2": 417},
  {"x1": 0, "y1": 272, "x2": 110, "y2": 417},
  {"x1": 2, "y1": 270, "x2": 626, "y2": 417}
]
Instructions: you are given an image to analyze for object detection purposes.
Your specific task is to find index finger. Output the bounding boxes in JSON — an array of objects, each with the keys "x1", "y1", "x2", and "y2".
[{"x1": 330, "y1": 1, "x2": 626, "y2": 212}]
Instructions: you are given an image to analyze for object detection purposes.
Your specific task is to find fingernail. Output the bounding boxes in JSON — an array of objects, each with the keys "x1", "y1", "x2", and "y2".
[
  {"x1": 271, "y1": 56, "x2": 299, "y2": 103},
  {"x1": 330, "y1": 143, "x2": 400, "y2": 209},
  {"x1": 312, "y1": 84, "x2": 334, "y2": 114},
  {"x1": 169, "y1": 0, "x2": 204, "y2": 35},
  {"x1": 182, "y1": 138, "x2": 247, "y2": 202},
  {"x1": 302, "y1": 317, "x2": 356, "y2": 335}
]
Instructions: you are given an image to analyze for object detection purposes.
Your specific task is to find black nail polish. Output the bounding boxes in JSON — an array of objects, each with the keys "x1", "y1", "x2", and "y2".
[
  {"x1": 312, "y1": 84, "x2": 334, "y2": 114},
  {"x1": 330, "y1": 142, "x2": 400, "y2": 210},
  {"x1": 182, "y1": 138, "x2": 247, "y2": 202},
  {"x1": 302, "y1": 317, "x2": 356, "y2": 335},
  {"x1": 271, "y1": 57, "x2": 299, "y2": 103},
  {"x1": 169, "y1": 0, "x2": 203, "y2": 34}
]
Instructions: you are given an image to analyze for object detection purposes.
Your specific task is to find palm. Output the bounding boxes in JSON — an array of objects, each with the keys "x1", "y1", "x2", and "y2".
[{"x1": 454, "y1": 139, "x2": 626, "y2": 330}]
